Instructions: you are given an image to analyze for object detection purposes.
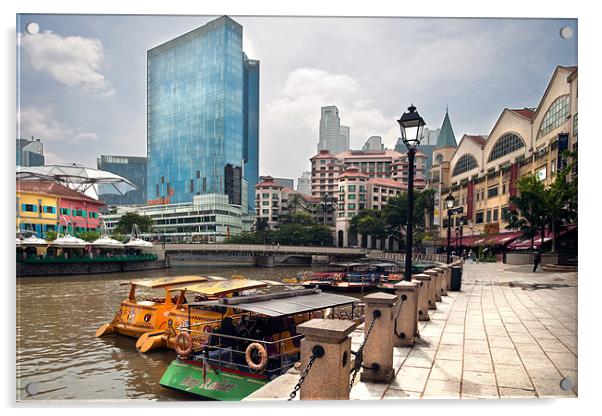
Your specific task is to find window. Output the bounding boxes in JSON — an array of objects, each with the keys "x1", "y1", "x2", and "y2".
[
  {"x1": 487, "y1": 133, "x2": 526, "y2": 162},
  {"x1": 262, "y1": 201, "x2": 269, "y2": 206},
  {"x1": 262, "y1": 193, "x2": 269, "y2": 198},
  {"x1": 60, "y1": 208, "x2": 70, "y2": 215},
  {"x1": 452, "y1": 154, "x2": 478, "y2": 176},
  {"x1": 486, "y1": 210, "x2": 491, "y2": 223},
  {"x1": 339, "y1": 194, "x2": 345, "y2": 201},
  {"x1": 373, "y1": 187, "x2": 379, "y2": 193},
  {"x1": 43, "y1": 206, "x2": 56, "y2": 214},
  {"x1": 538, "y1": 95, "x2": 570, "y2": 137},
  {"x1": 89, "y1": 212, "x2": 98, "y2": 219},
  {"x1": 348, "y1": 185, "x2": 356, "y2": 192},
  {"x1": 501, "y1": 206, "x2": 509, "y2": 221},
  {"x1": 573, "y1": 113, "x2": 578, "y2": 137},
  {"x1": 476, "y1": 192, "x2": 480, "y2": 202},
  {"x1": 435, "y1": 154, "x2": 444, "y2": 163},
  {"x1": 493, "y1": 208, "x2": 499, "y2": 221},
  {"x1": 475, "y1": 212, "x2": 484, "y2": 224},
  {"x1": 339, "y1": 186, "x2": 344, "y2": 192},
  {"x1": 348, "y1": 203, "x2": 356, "y2": 210},
  {"x1": 359, "y1": 185, "x2": 366, "y2": 192},
  {"x1": 502, "y1": 183, "x2": 506, "y2": 194},
  {"x1": 487, "y1": 186, "x2": 498, "y2": 199},
  {"x1": 22, "y1": 204, "x2": 36, "y2": 212},
  {"x1": 348, "y1": 194, "x2": 356, "y2": 200},
  {"x1": 262, "y1": 209, "x2": 269, "y2": 214}
]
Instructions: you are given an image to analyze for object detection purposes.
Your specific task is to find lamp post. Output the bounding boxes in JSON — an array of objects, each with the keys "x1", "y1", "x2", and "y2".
[
  {"x1": 445, "y1": 194, "x2": 455, "y2": 264},
  {"x1": 397, "y1": 104, "x2": 426, "y2": 281}
]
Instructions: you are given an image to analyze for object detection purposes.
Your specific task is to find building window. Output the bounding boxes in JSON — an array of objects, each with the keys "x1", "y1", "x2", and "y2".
[
  {"x1": 262, "y1": 201, "x2": 269, "y2": 206},
  {"x1": 476, "y1": 192, "x2": 480, "y2": 202},
  {"x1": 89, "y1": 212, "x2": 98, "y2": 219},
  {"x1": 262, "y1": 209, "x2": 269, "y2": 214},
  {"x1": 493, "y1": 208, "x2": 499, "y2": 222},
  {"x1": 262, "y1": 193, "x2": 269, "y2": 198},
  {"x1": 538, "y1": 95, "x2": 570, "y2": 137},
  {"x1": 502, "y1": 183, "x2": 506, "y2": 194},
  {"x1": 348, "y1": 194, "x2": 356, "y2": 200},
  {"x1": 43, "y1": 206, "x2": 56, "y2": 214},
  {"x1": 501, "y1": 206, "x2": 509, "y2": 221},
  {"x1": 348, "y1": 203, "x2": 356, "y2": 210},
  {"x1": 573, "y1": 113, "x2": 578, "y2": 137},
  {"x1": 452, "y1": 154, "x2": 478, "y2": 177},
  {"x1": 475, "y1": 212, "x2": 484, "y2": 224},
  {"x1": 21, "y1": 204, "x2": 37, "y2": 212},
  {"x1": 487, "y1": 186, "x2": 498, "y2": 199},
  {"x1": 486, "y1": 210, "x2": 491, "y2": 223},
  {"x1": 359, "y1": 185, "x2": 366, "y2": 192},
  {"x1": 60, "y1": 208, "x2": 70, "y2": 215},
  {"x1": 487, "y1": 133, "x2": 526, "y2": 162},
  {"x1": 348, "y1": 185, "x2": 356, "y2": 192}
]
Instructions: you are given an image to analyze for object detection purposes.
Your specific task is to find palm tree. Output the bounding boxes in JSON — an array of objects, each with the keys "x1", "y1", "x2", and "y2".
[
  {"x1": 507, "y1": 174, "x2": 547, "y2": 251},
  {"x1": 318, "y1": 195, "x2": 338, "y2": 224}
]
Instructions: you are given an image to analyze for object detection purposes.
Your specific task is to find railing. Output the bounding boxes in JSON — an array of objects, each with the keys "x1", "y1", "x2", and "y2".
[
  {"x1": 164, "y1": 243, "x2": 369, "y2": 255},
  {"x1": 17, "y1": 253, "x2": 158, "y2": 264},
  {"x1": 365, "y1": 252, "x2": 449, "y2": 263}
]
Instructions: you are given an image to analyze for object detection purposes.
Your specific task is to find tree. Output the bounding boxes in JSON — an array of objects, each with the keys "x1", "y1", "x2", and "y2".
[
  {"x1": 382, "y1": 189, "x2": 435, "y2": 249},
  {"x1": 280, "y1": 211, "x2": 315, "y2": 225},
  {"x1": 287, "y1": 194, "x2": 304, "y2": 214},
  {"x1": 115, "y1": 212, "x2": 153, "y2": 234},
  {"x1": 317, "y1": 195, "x2": 338, "y2": 224},
  {"x1": 506, "y1": 174, "x2": 547, "y2": 251},
  {"x1": 253, "y1": 217, "x2": 270, "y2": 232},
  {"x1": 350, "y1": 209, "x2": 387, "y2": 248},
  {"x1": 75, "y1": 230, "x2": 101, "y2": 242}
]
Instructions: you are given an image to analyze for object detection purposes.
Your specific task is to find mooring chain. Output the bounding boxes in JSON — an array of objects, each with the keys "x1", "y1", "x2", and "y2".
[
  {"x1": 349, "y1": 310, "x2": 381, "y2": 389},
  {"x1": 287, "y1": 345, "x2": 325, "y2": 401},
  {"x1": 393, "y1": 296, "x2": 406, "y2": 339}
]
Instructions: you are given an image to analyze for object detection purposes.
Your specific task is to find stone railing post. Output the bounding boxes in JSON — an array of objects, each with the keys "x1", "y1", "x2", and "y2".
[
  {"x1": 413, "y1": 273, "x2": 431, "y2": 320},
  {"x1": 423, "y1": 269, "x2": 441, "y2": 302},
  {"x1": 393, "y1": 281, "x2": 420, "y2": 347},
  {"x1": 438, "y1": 264, "x2": 450, "y2": 295},
  {"x1": 296, "y1": 319, "x2": 357, "y2": 400},
  {"x1": 360, "y1": 292, "x2": 397, "y2": 383}
]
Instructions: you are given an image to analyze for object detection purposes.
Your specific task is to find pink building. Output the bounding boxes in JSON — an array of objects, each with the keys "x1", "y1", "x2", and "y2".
[{"x1": 56, "y1": 186, "x2": 105, "y2": 234}]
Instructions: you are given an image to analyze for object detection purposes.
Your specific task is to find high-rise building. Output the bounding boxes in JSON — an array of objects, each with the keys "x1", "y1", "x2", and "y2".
[
  {"x1": 296, "y1": 171, "x2": 312, "y2": 195},
  {"x1": 317, "y1": 106, "x2": 350, "y2": 155},
  {"x1": 362, "y1": 136, "x2": 384, "y2": 151},
  {"x1": 16, "y1": 137, "x2": 44, "y2": 167},
  {"x1": 97, "y1": 155, "x2": 147, "y2": 206},
  {"x1": 146, "y1": 16, "x2": 259, "y2": 211},
  {"x1": 272, "y1": 177, "x2": 294, "y2": 189}
]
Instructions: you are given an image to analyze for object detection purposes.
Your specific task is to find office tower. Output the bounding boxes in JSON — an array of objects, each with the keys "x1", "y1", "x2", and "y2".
[
  {"x1": 97, "y1": 155, "x2": 147, "y2": 205},
  {"x1": 146, "y1": 16, "x2": 259, "y2": 211},
  {"x1": 16, "y1": 137, "x2": 44, "y2": 167},
  {"x1": 317, "y1": 105, "x2": 350, "y2": 155}
]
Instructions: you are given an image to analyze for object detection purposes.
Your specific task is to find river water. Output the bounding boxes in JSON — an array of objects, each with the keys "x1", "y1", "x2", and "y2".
[{"x1": 16, "y1": 263, "x2": 318, "y2": 402}]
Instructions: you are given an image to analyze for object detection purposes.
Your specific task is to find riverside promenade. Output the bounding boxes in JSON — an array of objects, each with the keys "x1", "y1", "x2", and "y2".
[{"x1": 250, "y1": 261, "x2": 578, "y2": 400}]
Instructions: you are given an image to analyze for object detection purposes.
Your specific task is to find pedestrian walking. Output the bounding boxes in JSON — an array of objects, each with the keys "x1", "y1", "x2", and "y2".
[
  {"x1": 462, "y1": 249, "x2": 467, "y2": 260},
  {"x1": 532, "y1": 248, "x2": 541, "y2": 272},
  {"x1": 468, "y1": 249, "x2": 474, "y2": 263}
]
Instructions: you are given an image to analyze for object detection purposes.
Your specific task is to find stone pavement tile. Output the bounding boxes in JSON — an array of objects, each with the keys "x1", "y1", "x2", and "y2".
[
  {"x1": 464, "y1": 339, "x2": 489, "y2": 354},
  {"x1": 464, "y1": 330, "x2": 487, "y2": 341},
  {"x1": 529, "y1": 329, "x2": 558, "y2": 340},
  {"x1": 463, "y1": 353, "x2": 494, "y2": 373},
  {"x1": 538, "y1": 339, "x2": 572, "y2": 354},
  {"x1": 531, "y1": 378, "x2": 577, "y2": 398},
  {"x1": 445, "y1": 324, "x2": 465, "y2": 334},
  {"x1": 440, "y1": 331, "x2": 463, "y2": 346},
  {"x1": 522, "y1": 361, "x2": 562, "y2": 380},
  {"x1": 394, "y1": 346, "x2": 412, "y2": 358},
  {"x1": 462, "y1": 370, "x2": 497, "y2": 386},
  {"x1": 546, "y1": 352, "x2": 577, "y2": 371},
  {"x1": 504, "y1": 323, "x2": 530, "y2": 334},
  {"x1": 429, "y1": 359, "x2": 462, "y2": 381},
  {"x1": 382, "y1": 388, "x2": 421, "y2": 400},
  {"x1": 508, "y1": 332, "x2": 535, "y2": 344},
  {"x1": 499, "y1": 387, "x2": 538, "y2": 398},
  {"x1": 350, "y1": 380, "x2": 388, "y2": 400},
  {"x1": 391, "y1": 366, "x2": 430, "y2": 392},
  {"x1": 436, "y1": 344, "x2": 463, "y2": 361},
  {"x1": 490, "y1": 347, "x2": 522, "y2": 366},
  {"x1": 495, "y1": 364, "x2": 533, "y2": 390},
  {"x1": 487, "y1": 336, "x2": 514, "y2": 349},
  {"x1": 415, "y1": 336, "x2": 440, "y2": 350},
  {"x1": 423, "y1": 379, "x2": 461, "y2": 398},
  {"x1": 461, "y1": 382, "x2": 499, "y2": 398},
  {"x1": 403, "y1": 348, "x2": 436, "y2": 368}
]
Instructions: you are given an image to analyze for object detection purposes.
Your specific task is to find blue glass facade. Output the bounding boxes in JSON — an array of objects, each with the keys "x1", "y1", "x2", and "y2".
[
  {"x1": 146, "y1": 16, "x2": 259, "y2": 210},
  {"x1": 243, "y1": 55, "x2": 260, "y2": 210},
  {"x1": 97, "y1": 155, "x2": 147, "y2": 205}
]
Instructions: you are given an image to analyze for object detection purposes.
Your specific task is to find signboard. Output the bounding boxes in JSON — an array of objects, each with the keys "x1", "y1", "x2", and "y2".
[{"x1": 450, "y1": 207, "x2": 464, "y2": 215}]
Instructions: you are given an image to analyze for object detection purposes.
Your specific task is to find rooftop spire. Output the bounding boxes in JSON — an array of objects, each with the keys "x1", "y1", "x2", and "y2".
[{"x1": 435, "y1": 108, "x2": 457, "y2": 148}]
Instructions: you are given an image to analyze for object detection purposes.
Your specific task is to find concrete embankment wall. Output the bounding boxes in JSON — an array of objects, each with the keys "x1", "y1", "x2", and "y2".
[{"x1": 16, "y1": 259, "x2": 169, "y2": 278}]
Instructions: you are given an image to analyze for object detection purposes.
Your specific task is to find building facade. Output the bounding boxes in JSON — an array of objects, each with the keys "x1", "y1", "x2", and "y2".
[
  {"x1": 97, "y1": 155, "x2": 147, "y2": 206},
  {"x1": 362, "y1": 136, "x2": 384, "y2": 151},
  {"x1": 16, "y1": 137, "x2": 44, "y2": 167},
  {"x1": 16, "y1": 181, "x2": 104, "y2": 238},
  {"x1": 435, "y1": 65, "x2": 577, "y2": 240},
  {"x1": 296, "y1": 171, "x2": 312, "y2": 195},
  {"x1": 103, "y1": 193, "x2": 253, "y2": 243},
  {"x1": 146, "y1": 16, "x2": 259, "y2": 211},
  {"x1": 317, "y1": 106, "x2": 350, "y2": 155}
]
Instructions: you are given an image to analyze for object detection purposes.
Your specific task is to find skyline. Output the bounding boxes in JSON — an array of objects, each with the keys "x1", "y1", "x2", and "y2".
[{"x1": 16, "y1": 14, "x2": 577, "y2": 181}]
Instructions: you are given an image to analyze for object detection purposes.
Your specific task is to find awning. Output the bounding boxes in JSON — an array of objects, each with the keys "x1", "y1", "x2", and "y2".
[
  {"x1": 179, "y1": 279, "x2": 268, "y2": 296},
  {"x1": 191, "y1": 288, "x2": 358, "y2": 317},
  {"x1": 121, "y1": 275, "x2": 208, "y2": 288},
  {"x1": 451, "y1": 231, "x2": 522, "y2": 247},
  {"x1": 507, "y1": 224, "x2": 577, "y2": 250}
]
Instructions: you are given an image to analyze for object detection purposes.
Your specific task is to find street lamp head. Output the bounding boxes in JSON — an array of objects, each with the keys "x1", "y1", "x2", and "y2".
[
  {"x1": 445, "y1": 193, "x2": 455, "y2": 209},
  {"x1": 397, "y1": 104, "x2": 426, "y2": 150}
]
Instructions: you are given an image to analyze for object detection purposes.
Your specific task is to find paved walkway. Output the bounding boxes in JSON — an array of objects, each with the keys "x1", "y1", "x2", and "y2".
[{"x1": 350, "y1": 262, "x2": 578, "y2": 399}]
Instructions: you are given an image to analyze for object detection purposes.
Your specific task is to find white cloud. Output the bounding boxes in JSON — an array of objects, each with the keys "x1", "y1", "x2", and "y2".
[
  {"x1": 19, "y1": 31, "x2": 115, "y2": 96},
  {"x1": 263, "y1": 68, "x2": 400, "y2": 177},
  {"x1": 18, "y1": 106, "x2": 98, "y2": 142}
]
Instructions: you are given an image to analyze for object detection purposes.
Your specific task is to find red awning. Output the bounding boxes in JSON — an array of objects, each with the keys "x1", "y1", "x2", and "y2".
[
  {"x1": 480, "y1": 231, "x2": 523, "y2": 246},
  {"x1": 507, "y1": 224, "x2": 577, "y2": 250}
]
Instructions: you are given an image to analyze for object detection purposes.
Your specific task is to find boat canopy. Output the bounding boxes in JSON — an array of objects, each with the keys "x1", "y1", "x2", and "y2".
[
  {"x1": 121, "y1": 275, "x2": 208, "y2": 289},
  {"x1": 177, "y1": 279, "x2": 268, "y2": 296},
  {"x1": 190, "y1": 288, "x2": 358, "y2": 317}
]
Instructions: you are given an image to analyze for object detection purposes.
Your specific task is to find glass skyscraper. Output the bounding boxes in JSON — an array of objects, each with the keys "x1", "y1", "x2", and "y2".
[
  {"x1": 146, "y1": 16, "x2": 259, "y2": 210},
  {"x1": 97, "y1": 155, "x2": 147, "y2": 206}
]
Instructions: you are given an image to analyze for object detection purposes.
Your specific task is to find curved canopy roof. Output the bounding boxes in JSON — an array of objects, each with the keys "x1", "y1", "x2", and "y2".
[
  {"x1": 179, "y1": 279, "x2": 269, "y2": 296},
  {"x1": 52, "y1": 234, "x2": 87, "y2": 247},
  {"x1": 121, "y1": 275, "x2": 209, "y2": 289},
  {"x1": 16, "y1": 164, "x2": 136, "y2": 200}
]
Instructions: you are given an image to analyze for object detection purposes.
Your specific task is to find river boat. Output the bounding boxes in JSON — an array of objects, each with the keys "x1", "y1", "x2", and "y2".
[
  {"x1": 95, "y1": 275, "x2": 209, "y2": 338},
  {"x1": 135, "y1": 278, "x2": 273, "y2": 353},
  {"x1": 159, "y1": 288, "x2": 359, "y2": 400}
]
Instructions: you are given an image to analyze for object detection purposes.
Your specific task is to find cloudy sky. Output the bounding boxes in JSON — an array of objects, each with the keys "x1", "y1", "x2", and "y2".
[{"x1": 17, "y1": 14, "x2": 577, "y2": 181}]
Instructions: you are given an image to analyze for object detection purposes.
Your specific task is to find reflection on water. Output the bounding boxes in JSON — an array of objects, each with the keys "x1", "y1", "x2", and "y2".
[{"x1": 16, "y1": 264, "x2": 316, "y2": 401}]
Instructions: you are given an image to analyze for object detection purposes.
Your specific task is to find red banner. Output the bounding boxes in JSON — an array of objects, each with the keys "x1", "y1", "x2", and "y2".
[
  {"x1": 467, "y1": 180, "x2": 474, "y2": 222},
  {"x1": 509, "y1": 162, "x2": 519, "y2": 211}
]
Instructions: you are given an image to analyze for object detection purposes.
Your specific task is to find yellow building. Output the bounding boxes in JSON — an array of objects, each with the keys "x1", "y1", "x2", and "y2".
[
  {"x1": 16, "y1": 182, "x2": 59, "y2": 237},
  {"x1": 433, "y1": 65, "x2": 577, "y2": 240}
]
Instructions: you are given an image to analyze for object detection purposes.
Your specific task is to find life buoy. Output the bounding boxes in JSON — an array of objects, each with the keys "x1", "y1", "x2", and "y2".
[
  {"x1": 245, "y1": 342, "x2": 268, "y2": 372},
  {"x1": 174, "y1": 332, "x2": 193, "y2": 357}
]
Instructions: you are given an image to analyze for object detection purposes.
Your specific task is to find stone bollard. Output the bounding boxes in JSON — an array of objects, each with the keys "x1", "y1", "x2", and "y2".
[
  {"x1": 438, "y1": 265, "x2": 450, "y2": 295},
  {"x1": 432, "y1": 267, "x2": 446, "y2": 297},
  {"x1": 413, "y1": 273, "x2": 432, "y2": 320},
  {"x1": 360, "y1": 292, "x2": 397, "y2": 383},
  {"x1": 393, "y1": 281, "x2": 419, "y2": 347},
  {"x1": 297, "y1": 319, "x2": 357, "y2": 400},
  {"x1": 423, "y1": 269, "x2": 441, "y2": 302}
]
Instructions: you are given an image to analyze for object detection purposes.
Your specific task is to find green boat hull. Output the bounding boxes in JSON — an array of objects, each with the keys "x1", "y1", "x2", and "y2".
[{"x1": 160, "y1": 359, "x2": 269, "y2": 401}]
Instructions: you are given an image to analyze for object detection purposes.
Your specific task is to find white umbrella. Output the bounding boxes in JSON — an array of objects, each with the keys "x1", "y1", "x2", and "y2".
[
  {"x1": 91, "y1": 235, "x2": 124, "y2": 249},
  {"x1": 20, "y1": 235, "x2": 49, "y2": 246},
  {"x1": 124, "y1": 237, "x2": 153, "y2": 248},
  {"x1": 16, "y1": 164, "x2": 136, "y2": 200},
  {"x1": 52, "y1": 234, "x2": 87, "y2": 248}
]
